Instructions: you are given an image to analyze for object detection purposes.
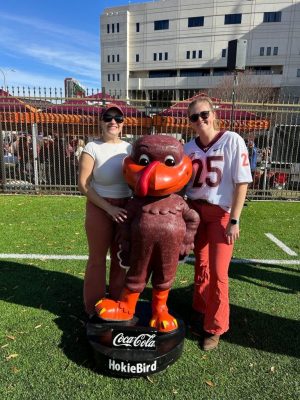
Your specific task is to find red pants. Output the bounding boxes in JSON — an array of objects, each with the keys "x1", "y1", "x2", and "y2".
[
  {"x1": 83, "y1": 199, "x2": 128, "y2": 314},
  {"x1": 188, "y1": 201, "x2": 233, "y2": 335}
]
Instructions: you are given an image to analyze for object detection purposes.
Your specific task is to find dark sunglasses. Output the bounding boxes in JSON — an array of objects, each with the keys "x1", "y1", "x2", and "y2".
[
  {"x1": 102, "y1": 114, "x2": 124, "y2": 123},
  {"x1": 189, "y1": 111, "x2": 210, "y2": 122}
]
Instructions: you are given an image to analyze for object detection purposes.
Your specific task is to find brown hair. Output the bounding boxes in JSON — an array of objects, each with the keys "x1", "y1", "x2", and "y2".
[{"x1": 188, "y1": 96, "x2": 219, "y2": 130}]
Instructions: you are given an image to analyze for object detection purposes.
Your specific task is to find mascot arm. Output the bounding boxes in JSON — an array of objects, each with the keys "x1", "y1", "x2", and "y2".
[
  {"x1": 180, "y1": 205, "x2": 200, "y2": 256},
  {"x1": 115, "y1": 204, "x2": 135, "y2": 270},
  {"x1": 116, "y1": 199, "x2": 137, "y2": 253}
]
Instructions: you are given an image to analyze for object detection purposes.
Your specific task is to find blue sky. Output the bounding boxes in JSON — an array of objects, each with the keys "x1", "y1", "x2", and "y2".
[{"x1": 0, "y1": 0, "x2": 151, "y2": 92}]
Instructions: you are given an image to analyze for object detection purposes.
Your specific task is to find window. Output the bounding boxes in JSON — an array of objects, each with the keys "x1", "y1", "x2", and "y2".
[
  {"x1": 165, "y1": 52, "x2": 168, "y2": 60},
  {"x1": 112, "y1": 55, "x2": 115, "y2": 62},
  {"x1": 107, "y1": 55, "x2": 110, "y2": 63},
  {"x1": 188, "y1": 16, "x2": 204, "y2": 27},
  {"x1": 273, "y1": 47, "x2": 278, "y2": 56},
  {"x1": 149, "y1": 70, "x2": 176, "y2": 78},
  {"x1": 108, "y1": 74, "x2": 110, "y2": 82},
  {"x1": 153, "y1": 53, "x2": 157, "y2": 61},
  {"x1": 180, "y1": 68, "x2": 210, "y2": 77},
  {"x1": 297, "y1": 69, "x2": 300, "y2": 78},
  {"x1": 117, "y1": 23, "x2": 120, "y2": 32},
  {"x1": 107, "y1": 24, "x2": 110, "y2": 34},
  {"x1": 192, "y1": 50, "x2": 197, "y2": 59},
  {"x1": 252, "y1": 67, "x2": 272, "y2": 75},
  {"x1": 112, "y1": 74, "x2": 115, "y2": 81},
  {"x1": 263, "y1": 11, "x2": 281, "y2": 23},
  {"x1": 260, "y1": 47, "x2": 264, "y2": 56},
  {"x1": 136, "y1": 54, "x2": 139, "y2": 62},
  {"x1": 221, "y1": 49, "x2": 226, "y2": 58},
  {"x1": 224, "y1": 14, "x2": 242, "y2": 25},
  {"x1": 253, "y1": 66, "x2": 272, "y2": 75},
  {"x1": 117, "y1": 54, "x2": 120, "y2": 62},
  {"x1": 213, "y1": 68, "x2": 229, "y2": 76},
  {"x1": 117, "y1": 73, "x2": 120, "y2": 81},
  {"x1": 198, "y1": 50, "x2": 202, "y2": 58},
  {"x1": 159, "y1": 52, "x2": 163, "y2": 61},
  {"x1": 112, "y1": 24, "x2": 115, "y2": 33},
  {"x1": 136, "y1": 22, "x2": 140, "y2": 32},
  {"x1": 154, "y1": 20, "x2": 169, "y2": 30},
  {"x1": 266, "y1": 47, "x2": 271, "y2": 56},
  {"x1": 186, "y1": 51, "x2": 190, "y2": 59}
]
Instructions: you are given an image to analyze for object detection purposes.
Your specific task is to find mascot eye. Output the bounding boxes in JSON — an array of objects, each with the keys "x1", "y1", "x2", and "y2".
[
  {"x1": 164, "y1": 155, "x2": 176, "y2": 167},
  {"x1": 138, "y1": 154, "x2": 150, "y2": 166}
]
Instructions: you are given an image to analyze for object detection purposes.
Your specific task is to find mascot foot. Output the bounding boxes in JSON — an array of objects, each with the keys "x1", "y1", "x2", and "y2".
[
  {"x1": 95, "y1": 289, "x2": 140, "y2": 321},
  {"x1": 150, "y1": 288, "x2": 178, "y2": 333},
  {"x1": 150, "y1": 311, "x2": 178, "y2": 332}
]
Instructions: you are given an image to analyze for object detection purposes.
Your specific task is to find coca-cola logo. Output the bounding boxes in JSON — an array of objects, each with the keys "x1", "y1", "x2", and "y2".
[{"x1": 112, "y1": 330, "x2": 157, "y2": 350}]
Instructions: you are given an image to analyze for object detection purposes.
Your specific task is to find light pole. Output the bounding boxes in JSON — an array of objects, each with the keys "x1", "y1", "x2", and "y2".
[
  {"x1": 0, "y1": 68, "x2": 15, "y2": 90},
  {"x1": 0, "y1": 68, "x2": 6, "y2": 89}
]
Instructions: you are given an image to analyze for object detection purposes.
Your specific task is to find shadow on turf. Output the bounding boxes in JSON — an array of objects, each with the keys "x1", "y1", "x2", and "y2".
[
  {"x1": 229, "y1": 261, "x2": 300, "y2": 294},
  {"x1": 0, "y1": 260, "x2": 299, "y2": 372},
  {"x1": 186, "y1": 258, "x2": 300, "y2": 294}
]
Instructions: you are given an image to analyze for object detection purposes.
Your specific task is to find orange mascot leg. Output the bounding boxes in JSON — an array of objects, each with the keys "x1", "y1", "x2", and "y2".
[
  {"x1": 150, "y1": 289, "x2": 178, "y2": 333},
  {"x1": 95, "y1": 287, "x2": 140, "y2": 321}
]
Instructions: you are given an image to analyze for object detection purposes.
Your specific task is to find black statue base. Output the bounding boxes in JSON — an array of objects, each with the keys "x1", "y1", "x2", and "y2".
[{"x1": 86, "y1": 301, "x2": 185, "y2": 378}]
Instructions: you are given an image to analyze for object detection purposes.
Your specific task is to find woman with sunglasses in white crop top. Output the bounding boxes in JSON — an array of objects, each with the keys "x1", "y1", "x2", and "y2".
[
  {"x1": 184, "y1": 97, "x2": 252, "y2": 351},
  {"x1": 78, "y1": 104, "x2": 132, "y2": 319}
]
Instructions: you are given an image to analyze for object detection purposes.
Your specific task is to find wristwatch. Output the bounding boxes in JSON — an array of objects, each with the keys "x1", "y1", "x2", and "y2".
[{"x1": 230, "y1": 218, "x2": 239, "y2": 225}]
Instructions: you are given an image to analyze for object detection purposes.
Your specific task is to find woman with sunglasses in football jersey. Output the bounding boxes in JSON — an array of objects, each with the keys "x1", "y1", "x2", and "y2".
[
  {"x1": 78, "y1": 104, "x2": 132, "y2": 319},
  {"x1": 184, "y1": 97, "x2": 252, "y2": 351}
]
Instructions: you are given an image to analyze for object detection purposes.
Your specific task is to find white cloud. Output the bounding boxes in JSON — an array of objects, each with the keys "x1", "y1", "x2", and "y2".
[
  {"x1": 22, "y1": 46, "x2": 100, "y2": 77},
  {"x1": 6, "y1": 69, "x2": 100, "y2": 93},
  {"x1": 0, "y1": 12, "x2": 100, "y2": 87},
  {"x1": 0, "y1": 12, "x2": 98, "y2": 48}
]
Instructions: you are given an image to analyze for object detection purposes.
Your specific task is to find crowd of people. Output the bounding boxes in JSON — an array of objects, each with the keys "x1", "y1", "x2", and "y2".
[
  {"x1": 78, "y1": 98, "x2": 252, "y2": 352},
  {"x1": 4, "y1": 133, "x2": 86, "y2": 185}
]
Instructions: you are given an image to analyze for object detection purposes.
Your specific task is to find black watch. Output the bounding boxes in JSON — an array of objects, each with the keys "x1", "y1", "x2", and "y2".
[{"x1": 230, "y1": 218, "x2": 239, "y2": 225}]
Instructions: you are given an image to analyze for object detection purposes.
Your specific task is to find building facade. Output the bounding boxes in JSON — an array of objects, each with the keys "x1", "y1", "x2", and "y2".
[{"x1": 100, "y1": 0, "x2": 300, "y2": 100}]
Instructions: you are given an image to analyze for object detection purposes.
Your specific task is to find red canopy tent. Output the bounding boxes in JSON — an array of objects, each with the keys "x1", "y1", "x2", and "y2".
[
  {"x1": 153, "y1": 92, "x2": 269, "y2": 133},
  {"x1": 44, "y1": 93, "x2": 144, "y2": 117},
  {"x1": 0, "y1": 89, "x2": 37, "y2": 112},
  {"x1": 0, "y1": 90, "x2": 151, "y2": 135}
]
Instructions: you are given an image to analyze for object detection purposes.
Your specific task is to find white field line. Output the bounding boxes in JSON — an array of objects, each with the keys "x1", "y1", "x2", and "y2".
[
  {"x1": 185, "y1": 257, "x2": 300, "y2": 265},
  {"x1": 0, "y1": 253, "x2": 299, "y2": 265},
  {"x1": 265, "y1": 233, "x2": 298, "y2": 256},
  {"x1": 0, "y1": 254, "x2": 88, "y2": 260}
]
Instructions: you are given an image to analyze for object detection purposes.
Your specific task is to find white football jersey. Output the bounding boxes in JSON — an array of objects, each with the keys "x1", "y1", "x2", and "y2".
[{"x1": 184, "y1": 131, "x2": 252, "y2": 211}]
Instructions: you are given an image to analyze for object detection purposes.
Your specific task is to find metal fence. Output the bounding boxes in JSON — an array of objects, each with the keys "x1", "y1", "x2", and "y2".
[{"x1": 1, "y1": 87, "x2": 300, "y2": 200}]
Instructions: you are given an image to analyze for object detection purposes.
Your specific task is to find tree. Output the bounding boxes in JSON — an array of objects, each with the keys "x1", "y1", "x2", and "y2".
[{"x1": 209, "y1": 70, "x2": 279, "y2": 103}]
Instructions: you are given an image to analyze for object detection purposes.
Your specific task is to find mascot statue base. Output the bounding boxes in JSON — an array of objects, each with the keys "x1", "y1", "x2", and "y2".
[{"x1": 87, "y1": 301, "x2": 185, "y2": 378}]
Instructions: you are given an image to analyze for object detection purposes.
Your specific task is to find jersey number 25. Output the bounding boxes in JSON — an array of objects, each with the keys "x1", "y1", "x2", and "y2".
[{"x1": 192, "y1": 156, "x2": 224, "y2": 188}]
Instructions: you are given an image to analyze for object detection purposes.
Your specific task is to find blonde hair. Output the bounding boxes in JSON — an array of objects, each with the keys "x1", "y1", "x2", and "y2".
[{"x1": 188, "y1": 96, "x2": 219, "y2": 130}]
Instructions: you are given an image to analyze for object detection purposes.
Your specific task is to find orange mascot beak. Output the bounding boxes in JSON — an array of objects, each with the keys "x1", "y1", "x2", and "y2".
[{"x1": 123, "y1": 155, "x2": 193, "y2": 197}]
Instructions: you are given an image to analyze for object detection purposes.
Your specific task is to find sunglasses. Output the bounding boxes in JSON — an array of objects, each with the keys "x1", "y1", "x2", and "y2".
[
  {"x1": 189, "y1": 111, "x2": 210, "y2": 122},
  {"x1": 102, "y1": 114, "x2": 124, "y2": 123}
]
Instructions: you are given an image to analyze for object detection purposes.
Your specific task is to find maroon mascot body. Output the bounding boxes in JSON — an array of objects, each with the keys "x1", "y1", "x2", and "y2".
[{"x1": 96, "y1": 135, "x2": 200, "y2": 332}]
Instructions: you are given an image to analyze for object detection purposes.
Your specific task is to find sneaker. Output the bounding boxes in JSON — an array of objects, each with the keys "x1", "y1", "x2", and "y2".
[
  {"x1": 189, "y1": 310, "x2": 204, "y2": 337},
  {"x1": 202, "y1": 333, "x2": 220, "y2": 351}
]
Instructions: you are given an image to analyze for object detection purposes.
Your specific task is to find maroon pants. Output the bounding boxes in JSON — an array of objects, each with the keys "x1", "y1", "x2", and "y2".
[
  {"x1": 188, "y1": 201, "x2": 233, "y2": 335},
  {"x1": 83, "y1": 199, "x2": 128, "y2": 314}
]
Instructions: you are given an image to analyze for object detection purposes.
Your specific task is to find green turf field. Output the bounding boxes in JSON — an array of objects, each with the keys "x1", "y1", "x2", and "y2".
[{"x1": 0, "y1": 195, "x2": 299, "y2": 400}]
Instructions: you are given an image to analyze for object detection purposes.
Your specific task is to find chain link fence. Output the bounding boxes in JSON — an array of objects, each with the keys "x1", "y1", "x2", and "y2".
[{"x1": 1, "y1": 87, "x2": 299, "y2": 200}]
